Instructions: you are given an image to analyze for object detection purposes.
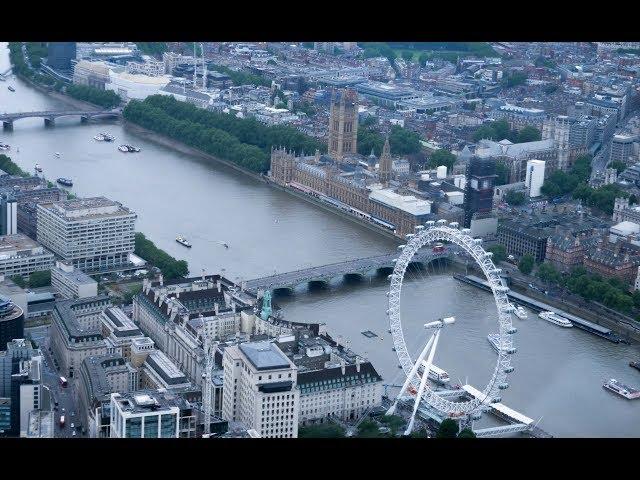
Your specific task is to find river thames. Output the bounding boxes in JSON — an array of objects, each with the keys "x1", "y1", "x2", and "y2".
[{"x1": 1, "y1": 43, "x2": 639, "y2": 437}]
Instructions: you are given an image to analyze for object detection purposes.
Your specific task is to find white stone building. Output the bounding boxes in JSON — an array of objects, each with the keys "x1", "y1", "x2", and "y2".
[
  {"x1": 50, "y1": 295, "x2": 111, "y2": 378},
  {"x1": 37, "y1": 197, "x2": 137, "y2": 274},
  {"x1": 51, "y1": 261, "x2": 98, "y2": 299},
  {"x1": 0, "y1": 234, "x2": 54, "y2": 278},
  {"x1": 222, "y1": 341, "x2": 299, "y2": 438}
]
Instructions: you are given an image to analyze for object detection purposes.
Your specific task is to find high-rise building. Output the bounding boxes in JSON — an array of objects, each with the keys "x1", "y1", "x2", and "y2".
[
  {"x1": 46, "y1": 42, "x2": 77, "y2": 71},
  {"x1": 464, "y1": 157, "x2": 496, "y2": 228},
  {"x1": 609, "y1": 134, "x2": 637, "y2": 164},
  {"x1": 378, "y1": 136, "x2": 392, "y2": 185},
  {"x1": 36, "y1": 197, "x2": 137, "y2": 273},
  {"x1": 525, "y1": 159, "x2": 546, "y2": 197},
  {"x1": 222, "y1": 341, "x2": 299, "y2": 438},
  {"x1": 328, "y1": 88, "x2": 359, "y2": 161},
  {"x1": 0, "y1": 297, "x2": 24, "y2": 353},
  {"x1": 0, "y1": 193, "x2": 17, "y2": 236}
]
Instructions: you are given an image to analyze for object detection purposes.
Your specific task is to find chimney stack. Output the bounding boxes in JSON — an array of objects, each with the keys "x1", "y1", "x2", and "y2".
[
  {"x1": 202, "y1": 269, "x2": 206, "y2": 281},
  {"x1": 214, "y1": 302, "x2": 219, "y2": 315},
  {"x1": 217, "y1": 280, "x2": 221, "y2": 293},
  {"x1": 341, "y1": 358, "x2": 346, "y2": 375},
  {"x1": 159, "y1": 274, "x2": 164, "y2": 286},
  {"x1": 356, "y1": 356, "x2": 361, "y2": 373}
]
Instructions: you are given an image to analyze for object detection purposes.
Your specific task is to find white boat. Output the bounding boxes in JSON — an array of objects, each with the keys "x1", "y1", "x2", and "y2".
[
  {"x1": 418, "y1": 363, "x2": 450, "y2": 385},
  {"x1": 176, "y1": 236, "x2": 192, "y2": 248},
  {"x1": 54, "y1": 152, "x2": 61, "y2": 157},
  {"x1": 0, "y1": 142, "x2": 10, "y2": 151},
  {"x1": 513, "y1": 306, "x2": 528, "y2": 320},
  {"x1": 603, "y1": 379, "x2": 640, "y2": 399},
  {"x1": 538, "y1": 311, "x2": 573, "y2": 328},
  {"x1": 94, "y1": 133, "x2": 105, "y2": 141},
  {"x1": 119, "y1": 144, "x2": 141, "y2": 153},
  {"x1": 34, "y1": 163, "x2": 42, "y2": 172}
]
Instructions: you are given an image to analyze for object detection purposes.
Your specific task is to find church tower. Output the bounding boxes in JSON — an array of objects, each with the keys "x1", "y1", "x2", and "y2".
[
  {"x1": 328, "y1": 88, "x2": 359, "y2": 161},
  {"x1": 378, "y1": 136, "x2": 392, "y2": 186}
]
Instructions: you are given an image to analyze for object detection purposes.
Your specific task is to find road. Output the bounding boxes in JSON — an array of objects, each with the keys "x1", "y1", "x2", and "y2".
[{"x1": 25, "y1": 325, "x2": 84, "y2": 438}]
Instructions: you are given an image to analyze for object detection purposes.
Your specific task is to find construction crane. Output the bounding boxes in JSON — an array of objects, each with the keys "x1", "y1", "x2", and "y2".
[{"x1": 201, "y1": 319, "x2": 216, "y2": 436}]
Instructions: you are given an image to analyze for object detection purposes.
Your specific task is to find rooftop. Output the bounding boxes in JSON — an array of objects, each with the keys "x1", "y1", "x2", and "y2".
[{"x1": 239, "y1": 341, "x2": 291, "y2": 371}]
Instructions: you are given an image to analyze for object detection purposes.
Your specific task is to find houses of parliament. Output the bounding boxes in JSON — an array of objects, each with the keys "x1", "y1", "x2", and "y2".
[{"x1": 270, "y1": 88, "x2": 433, "y2": 237}]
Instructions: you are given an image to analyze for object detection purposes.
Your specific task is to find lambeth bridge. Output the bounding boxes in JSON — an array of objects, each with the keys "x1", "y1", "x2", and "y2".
[
  {"x1": 1, "y1": 109, "x2": 122, "y2": 129},
  {"x1": 244, "y1": 247, "x2": 459, "y2": 293}
]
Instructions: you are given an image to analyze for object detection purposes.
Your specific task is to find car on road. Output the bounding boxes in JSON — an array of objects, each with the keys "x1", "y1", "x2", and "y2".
[
  {"x1": 62, "y1": 407, "x2": 65, "y2": 412},
  {"x1": 72, "y1": 430, "x2": 77, "y2": 437},
  {"x1": 71, "y1": 423, "x2": 74, "y2": 428}
]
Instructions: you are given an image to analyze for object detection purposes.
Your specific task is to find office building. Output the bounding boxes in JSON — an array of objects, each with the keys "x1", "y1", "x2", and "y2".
[
  {"x1": 610, "y1": 134, "x2": 637, "y2": 164},
  {"x1": 37, "y1": 197, "x2": 137, "y2": 274},
  {"x1": 105, "y1": 69, "x2": 171, "y2": 102},
  {"x1": 47, "y1": 42, "x2": 76, "y2": 71},
  {"x1": 464, "y1": 157, "x2": 496, "y2": 228},
  {"x1": 328, "y1": 88, "x2": 359, "y2": 161},
  {"x1": 498, "y1": 212, "x2": 608, "y2": 262},
  {"x1": 275, "y1": 332, "x2": 383, "y2": 426},
  {"x1": 100, "y1": 307, "x2": 145, "y2": 360},
  {"x1": 525, "y1": 160, "x2": 546, "y2": 197},
  {"x1": 109, "y1": 390, "x2": 196, "y2": 438},
  {"x1": 134, "y1": 274, "x2": 259, "y2": 385},
  {"x1": 0, "y1": 234, "x2": 54, "y2": 278},
  {"x1": 73, "y1": 60, "x2": 111, "y2": 89},
  {"x1": 0, "y1": 297, "x2": 24, "y2": 352},
  {"x1": 0, "y1": 193, "x2": 17, "y2": 236},
  {"x1": 51, "y1": 261, "x2": 98, "y2": 299},
  {"x1": 222, "y1": 341, "x2": 299, "y2": 438},
  {"x1": 50, "y1": 295, "x2": 111, "y2": 378}
]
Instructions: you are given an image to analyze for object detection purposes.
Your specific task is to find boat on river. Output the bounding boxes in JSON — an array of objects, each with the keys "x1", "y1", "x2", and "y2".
[
  {"x1": 118, "y1": 144, "x2": 141, "y2": 153},
  {"x1": 57, "y1": 178, "x2": 73, "y2": 187},
  {"x1": 176, "y1": 236, "x2": 192, "y2": 248},
  {"x1": 0, "y1": 142, "x2": 10, "y2": 151},
  {"x1": 538, "y1": 311, "x2": 573, "y2": 328},
  {"x1": 8, "y1": 85, "x2": 15, "y2": 92}
]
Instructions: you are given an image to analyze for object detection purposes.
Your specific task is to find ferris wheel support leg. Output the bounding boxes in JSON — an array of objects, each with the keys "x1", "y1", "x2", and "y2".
[
  {"x1": 405, "y1": 330, "x2": 440, "y2": 436},
  {"x1": 386, "y1": 333, "x2": 435, "y2": 416}
]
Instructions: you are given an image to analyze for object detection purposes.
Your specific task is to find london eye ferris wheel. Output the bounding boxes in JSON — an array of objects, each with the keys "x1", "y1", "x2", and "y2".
[{"x1": 385, "y1": 220, "x2": 517, "y2": 434}]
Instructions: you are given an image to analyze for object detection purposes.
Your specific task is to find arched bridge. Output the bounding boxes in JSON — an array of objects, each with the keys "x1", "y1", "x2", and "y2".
[
  {"x1": 245, "y1": 246, "x2": 459, "y2": 293},
  {"x1": 1, "y1": 109, "x2": 122, "y2": 129}
]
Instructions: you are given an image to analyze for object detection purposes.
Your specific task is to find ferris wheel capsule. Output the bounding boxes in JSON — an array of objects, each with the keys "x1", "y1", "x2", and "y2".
[
  {"x1": 415, "y1": 225, "x2": 425, "y2": 231},
  {"x1": 461, "y1": 228, "x2": 471, "y2": 234},
  {"x1": 504, "y1": 366, "x2": 515, "y2": 374},
  {"x1": 425, "y1": 220, "x2": 435, "y2": 227},
  {"x1": 498, "y1": 383, "x2": 509, "y2": 390},
  {"x1": 506, "y1": 346, "x2": 517, "y2": 354},
  {"x1": 398, "y1": 245, "x2": 406, "y2": 250},
  {"x1": 491, "y1": 396, "x2": 502, "y2": 403},
  {"x1": 449, "y1": 222, "x2": 459, "y2": 229},
  {"x1": 507, "y1": 327, "x2": 517, "y2": 334},
  {"x1": 436, "y1": 219, "x2": 447, "y2": 225},
  {"x1": 405, "y1": 233, "x2": 415, "y2": 239}
]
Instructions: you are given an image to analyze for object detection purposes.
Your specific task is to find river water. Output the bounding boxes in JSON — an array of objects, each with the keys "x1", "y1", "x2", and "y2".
[{"x1": 1, "y1": 43, "x2": 639, "y2": 437}]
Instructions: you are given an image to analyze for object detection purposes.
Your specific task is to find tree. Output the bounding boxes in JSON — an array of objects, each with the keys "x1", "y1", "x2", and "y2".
[
  {"x1": 436, "y1": 419, "x2": 458, "y2": 438},
  {"x1": 537, "y1": 262, "x2": 561, "y2": 284},
  {"x1": 495, "y1": 161, "x2": 511, "y2": 186},
  {"x1": 418, "y1": 52, "x2": 429, "y2": 67},
  {"x1": 379, "y1": 415, "x2": 405, "y2": 436},
  {"x1": 504, "y1": 190, "x2": 526, "y2": 206},
  {"x1": 609, "y1": 160, "x2": 627, "y2": 174},
  {"x1": 517, "y1": 126, "x2": 541, "y2": 143},
  {"x1": 518, "y1": 254, "x2": 535, "y2": 275},
  {"x1": 488, "y1": 245, "x2": 507, "y2": 264},
  {"x1": 10, "y1": 275, "x2": 27, "y2": 288},
  {"x1": 428, "y1": 149, "x2": 456, "y2": 171},
  {"x1": 357, "y1": 419, "x2": 387, "y2": 438},
  {"x1": 29, "y1": 270, "x2": 51, "y2": 288},
  {"x1": 501, "y1": 71, "x2": 527, "y2": 88},
  {"x1": 401, "y1": 51, "x2": 414, "y2": 62},
  {"x1": 457, "y1": 428, "x2": 477, "y2": 438},
  {"x1": 299, "y1": 423, "x2": 345, "y2": 438}
]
